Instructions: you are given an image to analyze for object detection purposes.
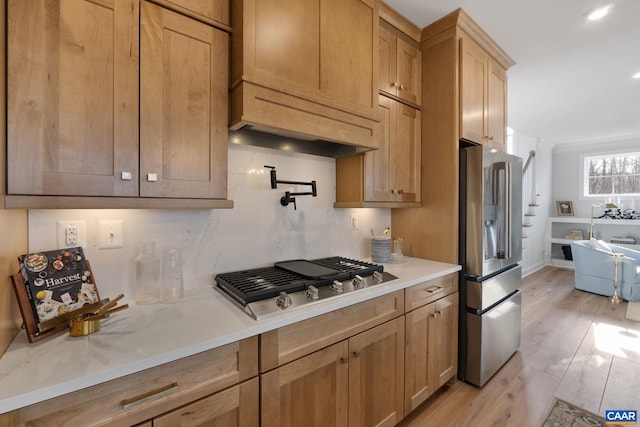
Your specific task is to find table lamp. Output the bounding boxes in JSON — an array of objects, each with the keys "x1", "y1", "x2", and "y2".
[{"x1": 589, "y1": 203, "x2": 617, "y2": 240}]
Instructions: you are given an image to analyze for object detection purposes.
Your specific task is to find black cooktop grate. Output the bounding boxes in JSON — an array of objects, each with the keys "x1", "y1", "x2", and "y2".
[
  {"x1": 311, "y1": 256, "x2": 383, "y2": 278},
  {"x1": 215, "y1": 267, "x2": 309, "y2": 305},
  {"x1": 215, "y1": 256, "x2": 384, "y2": 305}
]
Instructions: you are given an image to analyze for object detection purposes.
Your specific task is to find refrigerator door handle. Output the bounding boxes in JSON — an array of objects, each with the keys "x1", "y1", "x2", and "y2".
[
  {"x1": 492, "y1": 161, "x2": 511, "y2": 259},
  {"x1": 504, "y1": 161, "x2": 511, "y2": 259}
]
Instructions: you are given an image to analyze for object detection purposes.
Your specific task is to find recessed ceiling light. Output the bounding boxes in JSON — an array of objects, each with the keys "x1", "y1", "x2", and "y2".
[
  {"x1": 583, "y1": 5, "x2": 613, "y2": 21},
  {"x1": 633, "y1": 72, "x2": 640, "y2": 79}
]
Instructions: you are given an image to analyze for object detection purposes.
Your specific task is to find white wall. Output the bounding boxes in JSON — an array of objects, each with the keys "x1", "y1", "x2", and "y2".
[
  {"x1": 551, "y1": 135, "x2": 640, "y2": 244},
  {"x1": 27, "y1": 144, "x2": 391, "y2": 301},
  {"x1": 552, "y1": 135, "x2": 640, "y2": 218},
  {"x1": 513, "y1": 132, "x2": 553, "y2": 276}
]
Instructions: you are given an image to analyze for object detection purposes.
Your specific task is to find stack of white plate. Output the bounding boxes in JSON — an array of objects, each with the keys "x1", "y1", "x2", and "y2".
[{"x1": 371, "y1": 238, "x2": 391, "y2": 262}]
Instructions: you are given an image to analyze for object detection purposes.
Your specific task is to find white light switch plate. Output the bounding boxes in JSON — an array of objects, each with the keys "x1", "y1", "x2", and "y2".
[{"x1": 98, "y1": 220, "x2": 124, "y2": 249}]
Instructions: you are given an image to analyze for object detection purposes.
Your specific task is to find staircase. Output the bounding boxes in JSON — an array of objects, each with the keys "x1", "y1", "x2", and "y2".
[{"x1": 522, "y1": 150, "x2": 538, "y2": 247}]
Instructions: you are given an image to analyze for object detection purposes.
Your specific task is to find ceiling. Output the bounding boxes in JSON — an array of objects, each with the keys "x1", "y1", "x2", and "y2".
[{"x1": 384, "y1": 0, "x2": 640, "y2": 146}]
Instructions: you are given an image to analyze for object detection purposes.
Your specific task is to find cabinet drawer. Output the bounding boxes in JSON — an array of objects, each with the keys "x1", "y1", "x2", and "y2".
[
  {"x1": 154, "y1": 377, "x2": 259, "y2": 426},
  {"x1": 405, "y1": 273, "x2": 458, "y2": 312},
  {"x1": 260, "y1": 291, "x2": 404, "y2": 372},
  {"x1": 15, "y1": 337, "x2": 258, "y2": 427}
]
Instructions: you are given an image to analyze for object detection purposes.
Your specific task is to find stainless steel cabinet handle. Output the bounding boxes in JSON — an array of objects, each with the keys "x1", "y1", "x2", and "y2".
[
  {"x1": 425, "y1": 285, "x2": 443, "y2": 294},
  {"x1": 121, "y1": 381, "x2": 179, "y2": 409},
  {"x1": 352, "y1": 351, "x2": 360, "y2": 358}
]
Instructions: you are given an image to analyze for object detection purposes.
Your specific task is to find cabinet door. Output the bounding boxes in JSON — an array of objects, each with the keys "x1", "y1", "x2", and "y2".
[
  {"x1": 431, "y1": 292, "x2": 459, "y2": 390},
  {"x1": 261, "y1": 342, "x2": 349, "y2": 427},
  {"x1": 459, "y1": 36, "x2": 487, "y2": 145},
  {"x1": 349, "y1": 317, "x2": 405, "y2": 427},
  {"x1": 393, "y1": 102, "x2": 420, "y2": 202},
  {"x1": 487, "y1": 59, "x2": 508, "y2": 150},
  {"x1": 154, "y1": 378, "x2": 259, "y2": 427},
  {"x1": 379, "y1": 26, "x2": 397, "y2": 97},
  {"x1": 7, "y1": 0, "x2": 139, "y2": 196},
  {"x1": 366, "y1": 95, "x2": 395, "y2": 202},
  {"x1": 395, "y1": 36, "x2": 421, "y2": 106},
  {"x1": 366, "y1": 96, "x2": 420, "y2": 203},
  {"x1": 140, "y1": 1, "x2": 228, "y2": 199},
  {"x1": 404, "y1": 302, "x2": 436, "y2": 414}
]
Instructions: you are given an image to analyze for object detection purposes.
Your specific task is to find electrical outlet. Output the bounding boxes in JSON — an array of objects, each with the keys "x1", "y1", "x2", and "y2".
[
  {"x1": 350, "y1": 214, "x2": 358, "y2": 230},
  {"x1": 57, "y1": 220, "x2": 87, "y2": 248}
]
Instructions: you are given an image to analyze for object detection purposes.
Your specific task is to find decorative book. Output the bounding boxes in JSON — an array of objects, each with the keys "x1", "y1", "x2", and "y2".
[{"x1": 12, "y1": 247, "x2": 103, "y2": 341}]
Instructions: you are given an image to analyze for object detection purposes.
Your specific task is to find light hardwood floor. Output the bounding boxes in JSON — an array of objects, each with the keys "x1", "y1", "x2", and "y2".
[{"x1": 399, "y1": 266, "x2": 640, "y2": 427}]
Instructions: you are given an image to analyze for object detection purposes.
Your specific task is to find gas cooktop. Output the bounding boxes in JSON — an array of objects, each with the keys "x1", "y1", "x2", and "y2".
[{"x1": 214, "y1": 256, "x2": 398, "y2": 320}]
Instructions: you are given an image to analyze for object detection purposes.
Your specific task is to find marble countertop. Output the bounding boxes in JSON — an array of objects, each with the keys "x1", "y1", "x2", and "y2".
[{"x1": 0, "y1": 257, "x2": 460, "y2": 414}]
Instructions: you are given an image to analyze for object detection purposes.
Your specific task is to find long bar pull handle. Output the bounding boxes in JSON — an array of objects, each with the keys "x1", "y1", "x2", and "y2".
[
  {"x1": 425, "y1": 286, "x2": 443, "y2": 294},
  {"x1": 121, "y1": 381, "x2": 179, "y2": 410},
  {"x1": 493, "y1": 161, "x2": 510, "y2": 260},
  {"x1": 503, "y1": 161, "x2": 512, "y2": 259}
]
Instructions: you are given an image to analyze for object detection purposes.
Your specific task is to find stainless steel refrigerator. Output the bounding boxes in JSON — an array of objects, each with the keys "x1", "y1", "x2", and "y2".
[{"x1": 458, "y1": 143, "x2": 523, "y2": 387}]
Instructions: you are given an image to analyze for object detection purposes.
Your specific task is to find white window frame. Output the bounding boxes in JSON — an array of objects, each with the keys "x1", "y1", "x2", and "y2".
[{"x1": 582, "y1": 151, "x2": 640, "y2": 199}]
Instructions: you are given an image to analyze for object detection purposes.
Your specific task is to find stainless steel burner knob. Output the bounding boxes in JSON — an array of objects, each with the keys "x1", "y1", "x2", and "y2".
[
  {"x1": 306, "y1": 285, "x2": 319, "y2": 300},
  {"x1": 353, "y1": 275, "x2": 365, "y2": 289},
  {"x1": 372, "y1": 271, "x2": 383, "y2": 284},
  {"x1": 330, "y1": 280, "x2": 344, "y2": 294},
  {"x1": 276, "y1": 291, "x2": 292, "y2": 309}
]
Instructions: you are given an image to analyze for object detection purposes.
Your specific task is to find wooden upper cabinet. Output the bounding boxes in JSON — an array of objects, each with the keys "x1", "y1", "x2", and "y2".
[
  {"x1": 460, "y1": 35, "x2": 508, "y2": 150},
  {"x1": 140, "y1": 1, "x2": 228, "y2": 199},
  {"x1": 230, "y1": 0, "x2": 379, "y2": 149},
  {"x1": 6, "y1": 0, "x2": 231, "y2": 207},
  {"x1": 379, "y1": 25, "x2": 421, "y2": 107},
  {"x1": 487, "y1": 58, "x2": 508, "y2": 150},
  {"x1": 366, "y1": 95, "x2": 420, "y2": 203},
  {"x1": 7, "y1": 0, "x2": 139, "y2": 197},
  {"x1": 335, "y1": 94, "x2": 420, "y2": 208}
]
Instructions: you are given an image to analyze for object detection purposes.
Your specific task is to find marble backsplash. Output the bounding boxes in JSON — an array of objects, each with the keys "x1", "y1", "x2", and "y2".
[{"x1": 27, "y1": 143, "x2": 392, "y2": 300}]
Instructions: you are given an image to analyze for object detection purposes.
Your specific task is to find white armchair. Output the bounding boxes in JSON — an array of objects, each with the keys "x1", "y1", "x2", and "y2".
[{"x1": 570, "y1": 240, "x2": 640, "y2": 301}]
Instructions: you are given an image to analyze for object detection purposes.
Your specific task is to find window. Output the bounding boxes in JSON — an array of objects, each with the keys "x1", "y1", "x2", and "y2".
[{"x1": 583, "y1": 152, "x2": 640, "y2": 197}]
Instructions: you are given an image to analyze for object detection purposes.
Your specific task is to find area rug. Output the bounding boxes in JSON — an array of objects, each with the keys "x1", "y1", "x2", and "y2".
[
  {"x1": 539, "y1": 398, "x2": 620, "y2": 427},
  {"x1": 626, "y1": 301, "x2": 640, "y2": 321}
]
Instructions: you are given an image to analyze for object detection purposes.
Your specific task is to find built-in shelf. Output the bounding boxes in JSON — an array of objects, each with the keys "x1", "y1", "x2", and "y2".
[{"x1": 547, "y1": 217, "x2": 640, "y2": 270}]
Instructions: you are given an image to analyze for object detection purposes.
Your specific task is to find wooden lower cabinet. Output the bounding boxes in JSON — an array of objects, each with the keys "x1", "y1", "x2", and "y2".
[
  {"x1": 7, "y1": 337, "x2": 258, "y2": 426},
  {"x1": 405, "y1": 291, "x2": 459, "y2": 414},
  {"x1": 261, "y1": 341, "x2": 350, "y2": 427},
  {"x1": 349, "y1": 317, "x2": 405, "y2": 427},
  {"x1": 431, "y1": 292, "x2": 459, "y2": 390},
  {"x1": 261, "y1": 317, "x2": 405, "y2": 427},
  {"x1": 154, "y1": 377, "x2": 259, "y2": 427}
]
